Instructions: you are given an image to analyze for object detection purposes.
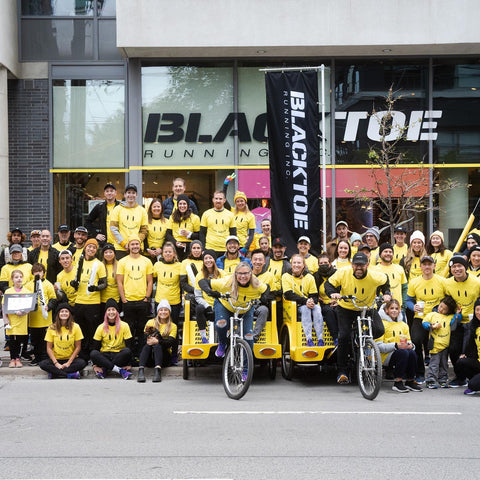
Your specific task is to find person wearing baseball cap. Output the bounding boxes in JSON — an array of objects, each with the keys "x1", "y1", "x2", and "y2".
[
  {"x1": 326, "y1": 220, "x2": 350, "y2": 261},
  {"x1": 0, "y1": 227, "x2": 28, "y2": 269},
  {"x1": 296, "y1": 236, "x2": 318, "y2": 274},
  {"x1": 426, "y1": 230, "x2": 453, "y2": 278},
  {"x1": 393, "y1": 225, "x2": 409, "y2": 265},
  {"x1": 216, "y1": 235, "x2": 252, "y2": 274},
  {"x1": 110, "y1": 184, "x2": 148, "y2": 259},
  {"x1": 325, "y1": 250, "x2": 391, "y2": 385},
  {"x1": 85, "y1": 182, "x2": 120, "y2": 247},
  {"x1": 52, "y1": 225, "x2": 71, "y2": 253}
]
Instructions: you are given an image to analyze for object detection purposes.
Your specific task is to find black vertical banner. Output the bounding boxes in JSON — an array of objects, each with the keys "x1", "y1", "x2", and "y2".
[{"x1": 265, "y1": 71, "x2": 322, "y2": 256}]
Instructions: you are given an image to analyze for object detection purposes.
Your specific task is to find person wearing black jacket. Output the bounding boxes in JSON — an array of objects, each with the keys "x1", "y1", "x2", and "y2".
[
  {"x1": 28, "y1": 230, "x2": 61, "y2": 284},
  {"x1": 313, "y1": 253, "x2": 339, "y2": 345},
  {"x1": 454, "y1": 297, "x2": 480, "y2": 394},
  {"x1": 85, "y1": 183, "x2": 120, "y2": 246}
]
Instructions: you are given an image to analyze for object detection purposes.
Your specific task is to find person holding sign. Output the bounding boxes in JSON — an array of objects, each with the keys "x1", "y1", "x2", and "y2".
[{"x1": 2, "y1": 270, "x2": 32, "y2": 368}]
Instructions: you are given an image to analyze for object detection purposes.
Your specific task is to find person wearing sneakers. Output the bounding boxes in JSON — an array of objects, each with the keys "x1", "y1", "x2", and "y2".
[
  {"x1": 90, "y1": 298, "x2": 133, "y2": 380},
  {"x1": 137, "y1": 299, "x2": 178, "y2": 383},
  {"x1": 325, "y1": 252, "x2": 390, "y2": 384},
  {"x1": 376, "y1": 299, "x2": 422, "y2": 393},
  {"x1": 282, "y1": 254, "x2": 324, "y2": 347},
  {"x1": 2, "y1": 270, "x2": 32, "y2": 368},
  {"x1": 39, "y1": 303, "x2": 86, "y2": 379},
  {"x1": 199, "y1": 262, "x2": 269, "y2": 361},
  {"x1": 455, "y1": 298, "x2": 480, "y2": 395}
]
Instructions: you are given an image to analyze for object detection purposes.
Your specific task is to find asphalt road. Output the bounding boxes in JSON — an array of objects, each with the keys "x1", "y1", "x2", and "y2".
[{"x1": 1, "y1": 363, "x2": 479, "y2": 480}]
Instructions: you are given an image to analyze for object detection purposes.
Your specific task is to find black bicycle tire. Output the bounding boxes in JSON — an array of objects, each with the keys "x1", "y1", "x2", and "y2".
[
  {"x1": 222, "y1": 338, "x2": 254, "y2": 400},
  {"x1": 357, "y1": 337, "x2": 382, "y2": 400}
]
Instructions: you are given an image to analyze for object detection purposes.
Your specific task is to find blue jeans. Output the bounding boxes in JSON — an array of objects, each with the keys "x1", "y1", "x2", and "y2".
[{"x1": 214, "y1": 299, "x2": 254, "y2": 349}]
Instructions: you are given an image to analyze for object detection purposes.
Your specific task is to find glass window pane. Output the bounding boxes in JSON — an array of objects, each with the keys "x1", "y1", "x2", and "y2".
[
  {"x1": 433, "y1": 61, "x2": 480, "y2": 164},
  {"x1": 142, "y1": 66, "x2": 234, "y2": 167},
  {"x1": 99, "y1": 20, "x2": 121, "y2": 59},
  {"x1": 335, "y1": 61, "x2": 428, "y2": 165},
  {"x1": 97, "y1": 0, "x2": 116, "y2": 16},
  {"x1": 53, "y1": 79, "x2": 125, "y2": 168},
  {"x1": 21, "y1": 0, "x2": 94, "y2": 16},
  {"x1": 21, "y1": 19, "x2": 93, "y2": 61}
]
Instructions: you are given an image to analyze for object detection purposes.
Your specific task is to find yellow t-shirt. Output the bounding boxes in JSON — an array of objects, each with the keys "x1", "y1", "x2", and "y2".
[
  {"x1": 221, "y1": 257, "x2": 243, "y2": 275},
  {"x1": 406, "y1": 256, "x2": 422, "y2": 281},
  {"x1": 168, "y1": 213, "x2": 201, "y2": 243},
  {"x1": 180, "y1": 258, "x2": 204, "y2": 287},
  {"x1": 233, "y1": 210, "x2": 256, "y2": 247},
  {"x1": 332, "y1": 258, "x2": 351, "y2": 270},
  {"x1": 210, "y1": 275, "x2": 267, "y2": 312},
  {"x1": 52, "y1": 242, "x2": 71, "y2": 252},
  {"x1": 423, "y1": 311, "x2": 454, "y2": 354},
  {"x1": 117, "y1": 255, "x2": 154, "y2": 301},
  {"x1": 200, "y1": 208, "x2": 236, "y2": 252},
  {"x1": 71, "y1": 247, "x2": 84, "y2": 267},
  {"x1": 267, "y1": 258, "x2": 288, "y2": 292},
  {"x1": 377, "y1": 319, "x2": 411, "y2": 362},
  {"x1": 326, "y1": 268, "x2": 389, "y2": 311},
  {"x1": 3, "y1": 286, "x2": 31, "y2": 335},
  {"x1": 249, "y1": 233, "x2": 271, "y2": 252},
  {"x1": 372, "y1": 263, "x2": 407, "y2": 307},
  {"x1": 45, "y1": 323, "x2": 84, "y2": 360},
  {"x1": 256, "y1": 270, "x2": 275, "y2": 289},
  {"x1": 93, "y1": 321, "x2": 132, "y2": 352},
  {"x1": 101, "y1": 263, "x2": 120, "y2": 303},
  {"x1": 75, "y1": 258, "x2": 107, "y2": 304},
  {"x1": 153, "y1": 261, "x2": 182, "y2": 305},
  {"x1": 106, "y1": 202, "x2": 116, "y2": 245},
  {"x1": 407, "y1": 274, "x2": 446, "y2": 317},
  {"x1": 281, "y1": 272, "x2": 317, "y2": 299},
  {"x1": 445, "y1": 274, "x2": 480, "y2": 319},
  {"x1": 393, "y1": 244, "x2": 408, "y2": 265},
  {"x1": 194, "y1": 270, "x2": 226, "y2": 307},
  {"x1": 57, "y1": 268, "x2": 78, "y2": 306},
  {"x1": 431, "y1": 250, "x2": 453, "y2": 278},
  {"x1": 146, "y1": 217, "x2": 168, "y2": 249},
  {"x1": 0, "y1": 263, "x2": 33, "y2": 288},
  {"x1": 38, "y1": 249, "x2": 49, "y2": 275},
  {"x1": 144, "y1": 318, "x2": 178, "y2": 339},
  {"x1": 26, "y1": 279, "x2": 56, "y2": 328},
  {"x1": 110, "y1": 203, "x2": 149, "y2": 251}
]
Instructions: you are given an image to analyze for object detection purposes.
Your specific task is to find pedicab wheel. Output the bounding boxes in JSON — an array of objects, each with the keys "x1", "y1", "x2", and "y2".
[
  {"x1": 281, "y1": 330, "x2": 295, "y2": 380},
  {"x1": 268, "y1": 359, "x2": 277, "y2": 380},
  {"x1": 222, "y1": 338, "x2": 254, "y2": 400},
  {"x1": 182, "y1": 359, "x2": 189, "y2": 380},
  {"x1": 357, "y1": 338, "x2": 382, "y2": 400}
]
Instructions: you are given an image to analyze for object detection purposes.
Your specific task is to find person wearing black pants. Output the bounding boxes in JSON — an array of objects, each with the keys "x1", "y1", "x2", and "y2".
[
  {"x1": 90, "y1": 298, "x2": 133, "y2": 380},
  {"x1": 137, "y1": 299, "x2": 178, "y2": 383}
]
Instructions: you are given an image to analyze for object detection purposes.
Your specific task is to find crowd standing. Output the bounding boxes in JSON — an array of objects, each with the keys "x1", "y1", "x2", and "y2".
[{"x1": 1, "y1": 177, "x2": 480, "y2": 397}]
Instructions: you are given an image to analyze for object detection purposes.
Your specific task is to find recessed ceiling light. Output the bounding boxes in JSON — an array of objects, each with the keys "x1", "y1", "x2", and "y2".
[{"x1": 382, "y1": 48, "x2": 392, "y2": 53}]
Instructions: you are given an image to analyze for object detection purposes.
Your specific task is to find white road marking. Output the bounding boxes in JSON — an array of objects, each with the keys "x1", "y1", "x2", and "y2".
[{"x1": 174, "y1": 410, "x2": 461, "y2": 415}]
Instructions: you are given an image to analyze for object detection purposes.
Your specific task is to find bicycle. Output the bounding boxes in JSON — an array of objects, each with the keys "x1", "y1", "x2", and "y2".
[
  {"x1": 339, "y1": 295, "x2": 383, "y2": 400},
  {"x1": 220, "y1": 294, "x2": 255, "y2": 400}
]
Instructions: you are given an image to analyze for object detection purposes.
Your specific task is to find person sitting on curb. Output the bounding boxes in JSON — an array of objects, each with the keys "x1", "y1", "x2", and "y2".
[{"x1": 90, "y1": 298, "x2": 133, "y2": 380}]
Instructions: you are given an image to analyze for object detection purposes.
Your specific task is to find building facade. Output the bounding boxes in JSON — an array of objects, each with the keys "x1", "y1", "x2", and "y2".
[{"x1": 0, "y1": 0, "x2": 479, "y2": 247}]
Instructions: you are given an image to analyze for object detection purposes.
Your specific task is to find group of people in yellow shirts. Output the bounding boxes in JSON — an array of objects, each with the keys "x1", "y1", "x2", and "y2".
[{"x1": 2, "y1": 179, "x2": 480, "y2": 394}]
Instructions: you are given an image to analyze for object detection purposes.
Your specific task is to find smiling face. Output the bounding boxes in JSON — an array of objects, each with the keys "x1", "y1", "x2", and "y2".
[
  {"x1": 177, "y1": 200, "x2": 189, "y2": 213},
  {"x1": 84, "y1": 243, "x2": 98, "y2": 259},
  {"x1": 420, "y1": 260, "x2": 434, "y2": 276},
  {"x1": 297, "y1": 240, "x2": 310, "y2": 255},
  {"x1": 411, "y1": 238, "x2": 424, "y2": 254},
  {"x1": 467, "y1": 237, "x2": 478, "y2": 249},
  {"x1": 235, "y1": 197, "x2": 246, "y2": 211},
  {"x1": 125, "y1": 189, "x2": 137, "y2": 204},
  {"x1": 352, "y1": 262, "x2": 368, "y2": 279},
  {"x1": 235, "y1": 266, "x2": 252, "y2": 286},
  {"x1": 251, "y1": 252, "x2": 266, "y2": 272},
  {"x1": 430, "y1": 235, "x2": 442, "y2": 249},
  {"x1": 162, "y1": 245, "x2": 175, "y2": 262},
  {"x1": 365, "y1": 233, "x2": 378, "y2": 248},
  {"x1": 150, "y1": 200, "x2": 163, "y2": 218},
  {"x1": 12, "y1": 271, "x2": 23, "y2": 287},
  {"x1": 203, "y1": 254, "x2": 215, "y2": 270},
  {"x1": 59, "y1": 253, "x2": 72, "y2": 269},
  {"x1": 104, "y1": 186, "x2": 117, "y2": 202},
  {"x1": 470, "y1": 250, "x2": 480, "y2": 268},
  {"x1": 106, "y1": 307, "x2": 117, "y2": 321},
  {"x1": 261, "y1": 220, "x2": 271, "y2": 236},
  {"x1": 190, "y1": 243, "x2": 202, "y2": 258},
  {"x1": 58, "y1": 308, "x2": 71, "y2": 324},
  {"x1": 380, "y1": 248, "x2": 393, "y2": 264},
  {"x1": 128, "y1": 240, "x2": 141, "y2": 255},
  {"x1": 272, "y1": 244, "x2": 286, "y2": 260},
  {"x1": 103, "y1": 248, "x2": 115, "y2": 263},
  {"x1": 336, "y1": 241, "x2": 350, "y2": 259},
  {"x1": 394, "y1": 231, "x2": 406, "y2": 246},
  {"x1": 451, "y1": 262, "x2": 467, "y2": 280},
  {"x1": 157, "y1": 307, "x2": 170, "y2": 321},
  {"x1": 173, "y1": 180, "x2": 185, "y2": 197},
  {"x1": 291, "y1": 255, "x2": 305, "y2": 275}
]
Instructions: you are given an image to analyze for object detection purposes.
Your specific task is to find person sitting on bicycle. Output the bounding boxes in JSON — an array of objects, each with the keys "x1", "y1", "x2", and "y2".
[
  {"x1": 325, "y1": 252, "x2": 390, "y2": 384},
  {"x1": 199, "y1": 261, "x2": 270, "y2": 358},
  {"x1": 282, "y1": 254, "x2": 324, "y2": 347}
]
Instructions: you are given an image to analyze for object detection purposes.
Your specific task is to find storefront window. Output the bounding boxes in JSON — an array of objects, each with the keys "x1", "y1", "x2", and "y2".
[
  {"x1": 142, "y1": 66, "x2": 234, "y2": 167},
  {"x1": 53, "y1": 173, "x2": 125, "y2": 230},
  {"x1": 53, "y1": 79, "x2": 125, "y2": 168}
]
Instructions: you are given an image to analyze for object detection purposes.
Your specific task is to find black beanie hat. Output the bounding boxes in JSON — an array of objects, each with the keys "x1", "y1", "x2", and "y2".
[
  {"x1": 379, "y1": 243, "x2": 394, "y2": 255},
  {"x1": 105, "y1": 298, "x2": 120, "y2": 312},
  {"x1": 176, "y1": 194, "x2": 190, "y2": 205},
  {"x1": 449, "y1": 255, "x2": 468, "y2": 270},
  {"x1": 203, "y1": 249, "x2": 217, "y2": 260},
  {"x1": 55, "y1": 302, "x2": 73, "y2": 316}
]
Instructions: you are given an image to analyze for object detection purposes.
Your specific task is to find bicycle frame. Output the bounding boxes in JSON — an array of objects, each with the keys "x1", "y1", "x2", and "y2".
[{"x1": 225, "y1": 297, "x2": 254, "y2": 369}]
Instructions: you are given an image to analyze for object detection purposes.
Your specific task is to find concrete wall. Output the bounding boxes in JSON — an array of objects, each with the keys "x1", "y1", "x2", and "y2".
[
  {"x1": 0, "y1": 0, "x2": 20, "y2": 76},
  {"x1": 117, "y1": 0, "x2": 480, "y2": 57}
]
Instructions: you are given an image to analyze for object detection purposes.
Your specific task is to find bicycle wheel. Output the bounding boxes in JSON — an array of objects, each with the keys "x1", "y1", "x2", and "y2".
[
  {"x1": 281, "y1": 329, "x2": 295, "y2": 380},
  {"x1": 182, "y1": 359, "x2": 189, "y2": 380},
  {"x1": 222, "y1": 338, "x2": 254, "y2": 400},
  {"x1": 356, "y1": 338, "x2": 382, "y2": 400}
]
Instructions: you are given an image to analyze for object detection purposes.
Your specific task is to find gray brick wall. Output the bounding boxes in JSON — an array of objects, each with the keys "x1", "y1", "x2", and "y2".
[{"x1": 8, "y1": 78, "x2": 50, "y2": 239}]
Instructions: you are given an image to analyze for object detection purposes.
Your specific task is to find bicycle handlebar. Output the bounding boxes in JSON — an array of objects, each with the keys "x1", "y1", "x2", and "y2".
[
  {"x1": 339, "y1": 295, "x2": 384, "y2": 310},
  {"x1": 220, "y1": 293, "x2": 258, "y2": 314}
]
